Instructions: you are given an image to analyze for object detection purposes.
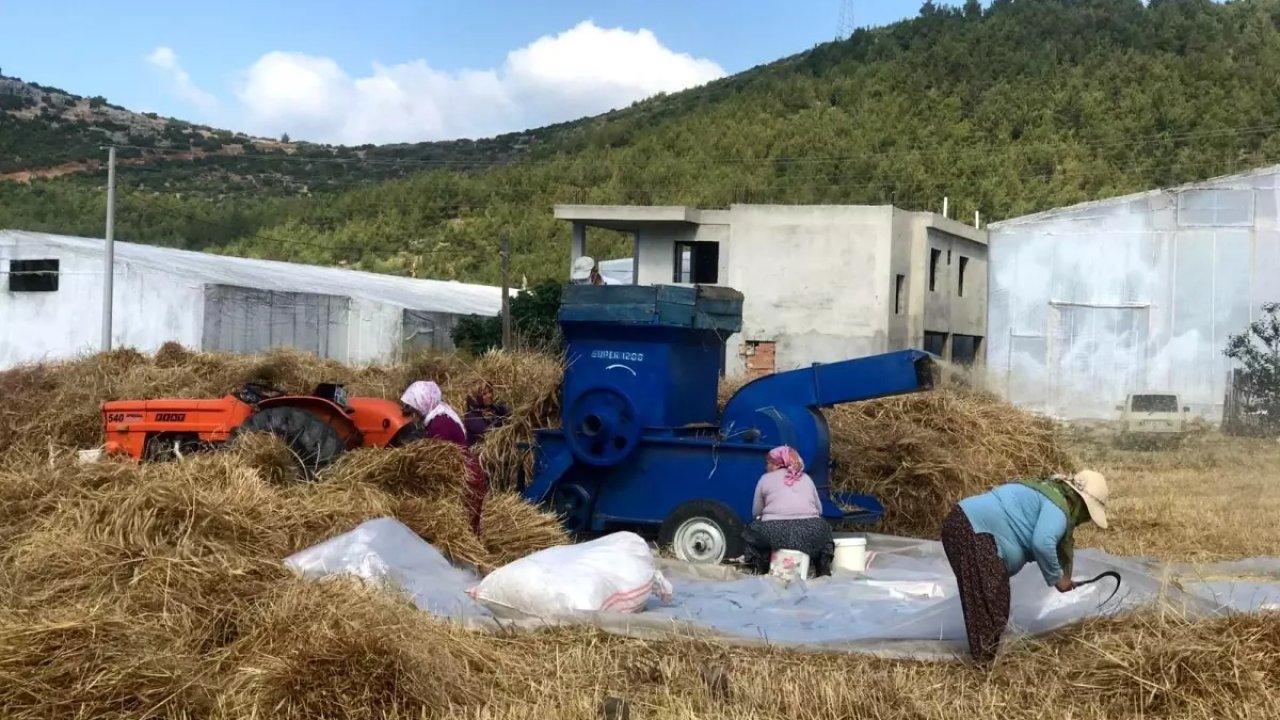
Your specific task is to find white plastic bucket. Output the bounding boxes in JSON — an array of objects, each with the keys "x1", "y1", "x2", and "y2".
[
  {"x1": 833, "y1": 536, "x2": 868, "y2": 572},
  {"x1": 769, "y1": 549, "x2": 810, "y2": 582}
]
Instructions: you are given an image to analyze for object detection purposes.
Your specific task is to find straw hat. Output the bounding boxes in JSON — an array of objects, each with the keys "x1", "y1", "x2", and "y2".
[{"x1": 1066, "y1": 470, "x2": 1109, "y2": 529}]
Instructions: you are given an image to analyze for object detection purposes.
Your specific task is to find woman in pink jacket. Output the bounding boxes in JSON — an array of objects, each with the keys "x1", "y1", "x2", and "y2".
[{"x1": 740, "y1": 445, "x2": 835, "y2": 576}]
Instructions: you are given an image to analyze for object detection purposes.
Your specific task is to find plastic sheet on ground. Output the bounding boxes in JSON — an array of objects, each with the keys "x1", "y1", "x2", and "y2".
[{"x1": 284, "y1": 518, "x2": 1280, "y2": 661}]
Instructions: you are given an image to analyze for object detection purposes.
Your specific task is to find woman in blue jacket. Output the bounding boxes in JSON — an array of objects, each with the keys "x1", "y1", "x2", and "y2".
[{"x1": 941, "y1": 470, "x2": 1110, "y2": 664}]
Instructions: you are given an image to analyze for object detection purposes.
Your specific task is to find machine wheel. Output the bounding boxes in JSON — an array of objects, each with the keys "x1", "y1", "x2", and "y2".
[
  {"x1": 659, "y1": 500, "x2": 746, "y2": 565},
  {"x1": 564, "y1": 386, "x2": 641, "y2": 467},
  {"x1": 232, "y1": 406, "x2": 346, "y2": 478},
  {"x1": 551, "y1": 483, "x2": 594, "y2": 535}
]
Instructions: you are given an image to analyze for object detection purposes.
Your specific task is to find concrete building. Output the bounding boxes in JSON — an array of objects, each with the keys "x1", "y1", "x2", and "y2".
[
  {"x1": 0, "y1": 230, "x2": 503, "y2": 370},
  {"x1": 557, "y1": 204, "x2": 988, "y2": 377},
  {"x1": 986, "y1": 166, "x2": 1280, "y2": 421}
]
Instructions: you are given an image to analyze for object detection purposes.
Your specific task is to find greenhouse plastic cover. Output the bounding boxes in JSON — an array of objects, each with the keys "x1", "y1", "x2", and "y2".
[
  {"x1": 3, "y1": 230, "x2": 504, "y2": 316},
  {"x1": 284, "y1": 518, "x2": 1280, "y2": 660}
]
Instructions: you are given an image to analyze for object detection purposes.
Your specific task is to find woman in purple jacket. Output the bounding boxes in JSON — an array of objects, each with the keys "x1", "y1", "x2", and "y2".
[
  {"x1": 462, "y1": 381, "x2": 511, "y2": 447},
  {"x1": 399, "y1": 380, "x2": 488, "y2": 534},
  {"x1": 740, "y1": 445, "x2": 835, "y2": 576}
]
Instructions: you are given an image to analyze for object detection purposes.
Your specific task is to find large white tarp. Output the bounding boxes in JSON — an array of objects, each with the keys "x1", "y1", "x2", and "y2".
[{"x1": 284, "y1": 518, "x2": 1280, "y2": 661}]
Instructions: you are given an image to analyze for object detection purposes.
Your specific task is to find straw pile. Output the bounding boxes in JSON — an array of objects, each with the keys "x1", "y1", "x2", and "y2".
[
  {"x1": 828, "y1": 386, "x2": 1074, "y2": 538},
  {"x1": 0, "y1": 344, "x2": 563, "y2": 479},
  {"x1": 0, "y1": 426, "x2": 569, "y2": 718},
  {"x1": 1, "y1": 347, "x2": 1278, "y2": 718}
]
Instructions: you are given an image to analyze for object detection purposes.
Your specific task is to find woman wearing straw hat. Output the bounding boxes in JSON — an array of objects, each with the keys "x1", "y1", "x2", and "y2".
[{"x1": 941, "y1": 470, "x2": 1110, "y2": 664}]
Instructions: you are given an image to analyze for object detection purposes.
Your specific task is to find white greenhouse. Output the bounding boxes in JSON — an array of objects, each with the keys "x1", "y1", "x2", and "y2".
[
  {"x1": 0, "y1": 230, "x2": 503, "y2": 370},
  {"x1": 986, "y1": 166, "x2": 1280, "y2": 421}
]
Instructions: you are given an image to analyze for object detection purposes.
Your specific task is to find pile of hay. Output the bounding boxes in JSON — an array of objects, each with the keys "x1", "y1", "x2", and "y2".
[
  {"x1": 0, "y1": 434, "x2": 569, "y2": 719},
  {"x1": 2, "y1": 347, "x2": 1279, "y2": 718},
  {"x1": 0, "y1": 344, "x2": 562, "y2": 483},
  {"x1": 828, "y1": 386, "x2": 1074, "y2": 538}
]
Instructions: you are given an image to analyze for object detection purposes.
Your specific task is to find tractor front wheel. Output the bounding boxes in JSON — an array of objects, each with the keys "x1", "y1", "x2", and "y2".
[
  {"x1": 659, "y1": 500, "x2": 746, "y2": 565},
  {"x1": 231, "y1": 406, "x2": 346, "y2": 478}
]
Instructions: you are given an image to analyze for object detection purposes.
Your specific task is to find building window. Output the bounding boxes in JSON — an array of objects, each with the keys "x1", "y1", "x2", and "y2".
[
  {"x1": 923, "y1": 331, "x2": 948, "y2": 358},
  {"x1": 952, "y1": 334, "x2": 982, "y2": 366},
  {"x1": 958, "y1": 256, "x2": 969, "y2": 297},
  {"x1": 929, "y1": 248, "x2": 941, "y2": 292},
  {"x1": 673, "y1": 241, "x2": 719, "y2": 284},
  {"x1": 8, "y1": 259, "x2": 59, "y2": 292},
  {"x1": 894, "y1": 274, "x2": 905, "y2": 315}
]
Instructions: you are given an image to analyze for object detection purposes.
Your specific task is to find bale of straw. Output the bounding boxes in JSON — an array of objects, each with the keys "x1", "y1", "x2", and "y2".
[
  {"x1": 828, "y1": 386, "x2": 1074, "y2": 538},
  {"x1": 479, "y1": 492, "x2": 569, "y2": 568},
  {"x1": 0, "y1": 461, "x2": 296, "y2": 610},
  {"x1": 279, "y1": 477, "x2": 399, "y2": 551},
  {"x1": 476, "y1": 421, "x2": 537, "y2": 492},
  {"x1": 153, "y1": 340, "x2": 193, "y2": 368},
  {"x1": 322, "y1": 441, "x2": 473, "y2": 501},
  {"x1": 225, "y1": 432, "x2": 304, "y2": 486},
  {"x1": 0, "y1": 451, "x2": 138, "y2": 545},
  {"x1": 460, "y1": 351, "x2": 564, "y2": 491},
  {"x1": 392, "y1": 496, "x2": 490, "y2": 568},
  {"x1": 0, "y1": 604, "x2": 218, "y2": 720},
  {"x1": 219, "y1": 578, "x2": 497, "y2": 720}
]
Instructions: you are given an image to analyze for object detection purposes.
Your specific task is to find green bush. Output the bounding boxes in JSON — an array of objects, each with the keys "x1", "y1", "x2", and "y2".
[{"x1": 451, "y1": 281, "x2": 564, "y2": 355}]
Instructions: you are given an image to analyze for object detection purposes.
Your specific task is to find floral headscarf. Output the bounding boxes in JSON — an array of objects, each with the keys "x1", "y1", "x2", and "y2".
[{"x1": 768, "y1": 445, "x2": 805, "y2": 487}]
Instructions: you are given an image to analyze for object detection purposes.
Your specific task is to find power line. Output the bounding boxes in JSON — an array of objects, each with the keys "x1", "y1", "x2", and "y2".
[{"x1": 95, "y1": 121, "x2": 1280, "y2": 171}]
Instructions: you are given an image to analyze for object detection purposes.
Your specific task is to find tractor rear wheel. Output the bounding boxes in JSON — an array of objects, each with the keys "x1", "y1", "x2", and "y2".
[{"x1": 232, "y1": 406, "x2": 346, "y2": 478}]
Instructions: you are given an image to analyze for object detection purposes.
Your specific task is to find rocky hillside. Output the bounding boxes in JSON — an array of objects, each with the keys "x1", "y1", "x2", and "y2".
[
  {"x1": 4, "y1": 0, "x2": 1280, "y2": 285},
  {"x1": 0, "y1": 72, "x2": 601, "y2": 194}
]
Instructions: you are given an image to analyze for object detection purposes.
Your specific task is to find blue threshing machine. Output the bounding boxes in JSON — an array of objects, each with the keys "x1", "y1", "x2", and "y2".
[{"x1": 520, "y1": 283, "x2": 935, "y2": 564}]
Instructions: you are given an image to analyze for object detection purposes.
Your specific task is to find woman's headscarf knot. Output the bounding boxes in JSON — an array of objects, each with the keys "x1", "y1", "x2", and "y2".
[{"x1": 768, "y1": 445, "x2": 805, "y2": 487}]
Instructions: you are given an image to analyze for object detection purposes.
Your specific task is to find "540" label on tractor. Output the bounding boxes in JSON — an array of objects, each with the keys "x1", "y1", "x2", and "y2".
[{"x1": 106, "y1": 412, "x2": 144, "y2": 424}]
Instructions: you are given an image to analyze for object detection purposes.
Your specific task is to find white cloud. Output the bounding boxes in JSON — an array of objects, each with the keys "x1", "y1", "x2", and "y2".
[
  {"x1": 147, "y1": 46, "x2": 219, "y2": 112},
  {"x1": 232, "y1": 20, "x2": 726, "y2": 145}
]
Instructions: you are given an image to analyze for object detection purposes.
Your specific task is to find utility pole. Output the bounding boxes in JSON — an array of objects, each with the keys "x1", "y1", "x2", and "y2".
[
  {"x1": 500, "y1": 235, "x2": 512, "y2": 350},
  {"x1": 101, "y1": 146, "x2": 116, "y2": 351}
]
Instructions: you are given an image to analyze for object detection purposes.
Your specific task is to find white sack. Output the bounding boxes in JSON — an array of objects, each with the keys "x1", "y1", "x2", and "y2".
[{"x1": 469, "y1": 531, "x2": 672, "y2": 617}]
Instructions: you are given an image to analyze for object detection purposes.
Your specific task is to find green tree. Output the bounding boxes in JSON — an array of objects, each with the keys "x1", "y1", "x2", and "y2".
[
  {"x1": 1224, "y1": 302, "x2": 1280, "y2": 437},
  {"x1": 451, "y1": 281, "x2": 564, "y2": 355}
]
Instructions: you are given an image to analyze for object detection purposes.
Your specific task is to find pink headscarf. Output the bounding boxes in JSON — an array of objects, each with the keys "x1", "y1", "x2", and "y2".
[
  {"x1": 400, "y1": 381, "x2": 466, "y2": 435},
  {"x1": 768, "y1": 445, "x2": 805, "y2": 487}
]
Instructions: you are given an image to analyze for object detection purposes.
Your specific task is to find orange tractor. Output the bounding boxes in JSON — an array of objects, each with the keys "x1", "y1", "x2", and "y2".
[{"x1": 101, "y1": 382, "x2": 422, "y2": 473}]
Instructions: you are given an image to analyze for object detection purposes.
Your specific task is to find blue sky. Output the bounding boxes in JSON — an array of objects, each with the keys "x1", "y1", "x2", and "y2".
[{"x1": 1, "y1": 1, "x2": 939, "y2": 144}]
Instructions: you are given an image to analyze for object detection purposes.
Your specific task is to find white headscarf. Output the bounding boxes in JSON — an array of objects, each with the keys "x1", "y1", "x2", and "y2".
[{"x1": 400, "y1": 381, "x2": 466, "y2": 435}]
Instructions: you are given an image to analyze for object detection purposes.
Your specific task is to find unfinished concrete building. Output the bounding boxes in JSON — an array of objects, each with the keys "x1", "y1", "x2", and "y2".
[{"x1": 557, "y1": 204, "x2": 988, "y2": 378}]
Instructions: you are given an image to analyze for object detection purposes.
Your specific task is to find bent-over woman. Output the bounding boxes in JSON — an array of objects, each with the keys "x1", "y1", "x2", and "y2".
[
  {"x1": 942, "y1": 470, "x2": 1111, "y2": 664},
  {"x1": 400, "y1": 380, "x2": 489, "y2": 535},
  {"x1": 741, "y1": 445, "x2": 835, "y2": 577}
]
